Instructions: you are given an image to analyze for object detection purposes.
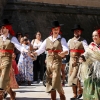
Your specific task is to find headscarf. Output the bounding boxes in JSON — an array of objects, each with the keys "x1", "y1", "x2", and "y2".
[{"x1": 4, "y1": 25, "x2": 15, "y2": 36}]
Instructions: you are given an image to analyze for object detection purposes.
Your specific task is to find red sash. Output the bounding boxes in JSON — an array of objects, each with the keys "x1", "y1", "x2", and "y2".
[
  {"x1": 70, "y1": 49, "x2": 84, "y2": 54},
  {"x1": 0, "y1": 49, "x2": 13, "y2": 54}
]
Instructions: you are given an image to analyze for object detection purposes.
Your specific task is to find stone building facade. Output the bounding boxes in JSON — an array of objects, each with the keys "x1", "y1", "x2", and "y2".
[
  {"x1": 0, "y1": 0, "x2": 100, "y2": 43},
  {"x1": 16, "y1": 0, "x2": 100, "y2": 7},
  {"x1": 0, "y1": 0, "x2": 7, "y2": 17}
]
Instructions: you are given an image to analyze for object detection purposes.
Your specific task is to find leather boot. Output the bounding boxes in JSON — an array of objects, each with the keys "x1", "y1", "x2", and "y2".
[
  {"x1": 0, "y1": 90, "x2": 4, "y2": 100},
  {"x1": 60, "y1": 93, "x2": 66, "y2": 100},
  {"x1": 77, "y1": 80, "x2": 83, "y2": 99},
  {"x1": 72, "y1": 85, "x2": 77, "y2": 98},
  {"x1": 51, "y1": 90, "x2": 56, "y2": 100},
  {"x1": 7, "y1": 88, "x2": 16, "y2": 100}
]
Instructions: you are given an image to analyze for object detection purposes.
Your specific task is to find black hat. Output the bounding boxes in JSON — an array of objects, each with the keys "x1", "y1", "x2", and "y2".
[
  {"x1": 49, "y1": 20, "x2": 63, "y2": 28},
  {"x1": 0, "y1": 19, "x2": 12, "y2": 28},
  {"x1": 2, "y1": 19, "x2": 12, "y2": 26},
  {"x1": 71, "y1": 24, "x2": 84, "y2": 31}
]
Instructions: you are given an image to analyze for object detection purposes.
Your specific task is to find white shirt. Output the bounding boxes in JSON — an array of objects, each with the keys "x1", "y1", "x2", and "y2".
[
  {"x1": 36, "y1": 35, "x2": 69, "y2": 55},
  {"x1": 68, "y1": 37, "x2": 88, "y2": 51},
  {"x1": 31, "y1": 39, "x2": 43, "y2": 49},
  {"x1": 0, "y1": 34, "x2": 26, "y2": 52}
]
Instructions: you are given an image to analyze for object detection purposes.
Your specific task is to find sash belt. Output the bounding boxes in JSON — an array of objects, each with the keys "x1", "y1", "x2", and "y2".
[
  {"x1": 0, "y1": 49, "x2": 13, "y2": 54},
  {"x1": 70, "y1": 49, "x2": 84, "y2": 54}
]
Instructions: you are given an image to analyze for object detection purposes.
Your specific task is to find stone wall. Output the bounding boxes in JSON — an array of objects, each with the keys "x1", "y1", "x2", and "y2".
[
  {"x1": 15, "y1": 0, "x2": 100, "y2": 8},
  {"x1": 1, "y1": 1, "x2": 100, "y2": 43},
  {"x1": 0, "y1": 0, "x2": 7, "y2": 17}
]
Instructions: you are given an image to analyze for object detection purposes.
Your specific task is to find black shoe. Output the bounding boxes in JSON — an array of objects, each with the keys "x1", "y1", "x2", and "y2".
[
  {"x1": 70, "y1": 96, "x2": 77, "y2": 100},
  {"x1": 77, "y1": 94, "x2": 82, "y2": 99},
  {"x1": 4, "y1": 92, "x2": 8, "y2": 98},
  {"x1": 70, "y1": 98, "x2": 77, "y2": 100}
]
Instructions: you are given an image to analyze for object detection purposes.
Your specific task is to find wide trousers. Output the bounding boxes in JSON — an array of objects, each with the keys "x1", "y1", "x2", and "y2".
[{"x1": 0, "y1": 56, "x2": 12, "y2": 90}]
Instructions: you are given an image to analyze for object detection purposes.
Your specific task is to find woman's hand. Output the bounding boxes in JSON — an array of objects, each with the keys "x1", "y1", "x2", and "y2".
[
  {"x1": 58, "y1": 52, "x2": 66, "y2": 58},
  {"x1": 23, "y1": 49, "x2": 28, "y2": 53},
  {"x1": 32, "y1": 52, "x2": 38, "y2": 56}
]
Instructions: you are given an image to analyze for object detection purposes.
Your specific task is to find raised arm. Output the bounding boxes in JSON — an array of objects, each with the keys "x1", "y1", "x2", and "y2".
[{"x1": 11, "y1": 37, "x2": 28, "y2": 52}]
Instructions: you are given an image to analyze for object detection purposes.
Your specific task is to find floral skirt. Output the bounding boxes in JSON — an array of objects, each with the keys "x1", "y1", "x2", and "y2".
[{"x1": 83, "y1": 77, "x2": 100, "y2": 100}]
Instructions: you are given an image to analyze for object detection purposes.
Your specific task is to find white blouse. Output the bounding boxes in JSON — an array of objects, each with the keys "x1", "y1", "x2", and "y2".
[
  {"x1": 31, "y1": 39, "x2": 43, "y2": 49},
  {"x1": 0, "y1": 34, "x2": 27, "y2": 52},
  {"x1": 36, "y1": 35, "x2": 69, "y2": 55}
]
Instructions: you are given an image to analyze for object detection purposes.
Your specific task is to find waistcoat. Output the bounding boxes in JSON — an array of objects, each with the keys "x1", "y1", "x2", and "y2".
[
  {"x1": 69, "y1": 37, "x2": 85, "y2": 57},
  {"x1": 0, "y1": 35, "x2": 14, "y2": 57}
]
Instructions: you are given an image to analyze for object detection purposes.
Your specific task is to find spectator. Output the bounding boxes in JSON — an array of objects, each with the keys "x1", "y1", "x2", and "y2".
[
  {"x1": 31, "y1": 31, "x2": 45, "y2": 83},
  {"x1": 18, "y1": 37, "x2": 33, "y2": 85}
]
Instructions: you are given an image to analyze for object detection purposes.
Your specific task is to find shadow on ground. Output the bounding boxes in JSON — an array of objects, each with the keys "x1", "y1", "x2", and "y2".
[
  {"x1": 6, "y1": 98, "x2": 52, "y2": 100},
  {"x1": 6, "y1": 98, "x2": 83, "y2": 100}
]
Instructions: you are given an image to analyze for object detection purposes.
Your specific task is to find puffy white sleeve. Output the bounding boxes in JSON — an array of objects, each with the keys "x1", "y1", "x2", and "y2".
[
  {"x1": 61, "y1": 38, "x2": 69, "y2": 54},
  {"x1": 67, "y1": 39, "x2": 71, "y2": 47},
  {"x1": 35, "y1": 39, "x2": 46, "y2": 55},
  {"x1": 11, "y1": 37, "x2": 28, "y2": 52},
  {"x1": 82, "y1": 40, "x2": 88, "y2": 51}
]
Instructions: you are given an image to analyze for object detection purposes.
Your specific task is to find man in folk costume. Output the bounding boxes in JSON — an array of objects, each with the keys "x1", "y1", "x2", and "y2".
[
  {"x1": 0, "y1": 19, "x2": 29, "y2": 100},
  {"x1": 33, "y1": 20, "x2": 69, "y2": 100},
  {"x1": 68, "y1": 24, "x2": 88, "y2": 99}
]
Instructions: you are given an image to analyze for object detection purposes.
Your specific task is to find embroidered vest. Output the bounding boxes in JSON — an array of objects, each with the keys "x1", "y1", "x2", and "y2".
[{"x1": 0, "y1": 35, "x2": 14, "y2": 57}]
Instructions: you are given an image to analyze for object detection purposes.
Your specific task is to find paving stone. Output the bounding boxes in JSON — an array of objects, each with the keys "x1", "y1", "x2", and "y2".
[{"x1": 5, "y1": 83, "x2": 83, "y2": 100}]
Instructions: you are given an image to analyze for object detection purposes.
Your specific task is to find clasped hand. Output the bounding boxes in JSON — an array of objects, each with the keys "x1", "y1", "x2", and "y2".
[
  {"x1": 27, "y1": 51, "x2": 37, "y2": 60},
  {"x1": 58, "y1": 52, "x2": 66, "y2": 58}
]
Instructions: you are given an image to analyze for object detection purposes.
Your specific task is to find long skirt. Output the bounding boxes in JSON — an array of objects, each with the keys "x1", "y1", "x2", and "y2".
[
  {"x1": 9, "y1": 67, "x2": 19, "y2": 89},
  {"x1": 83, "y1": 77, "x2": 100, "y2": 100}
]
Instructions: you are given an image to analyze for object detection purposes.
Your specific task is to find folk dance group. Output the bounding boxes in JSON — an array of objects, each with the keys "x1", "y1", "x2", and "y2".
[{"x1": 0, "y1": 19, "x2": 100, "y2": 100}]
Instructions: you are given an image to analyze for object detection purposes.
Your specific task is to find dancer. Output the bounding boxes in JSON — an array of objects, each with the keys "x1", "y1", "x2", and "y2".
[
  {"x1": 81, "y1": 29, "x2": 100, "y2": 100},
  {"x1": 33, "y1": 20, "x2": 69, "y2": 100},
  {"x1": 10, "y1": 52, "x2": 19, "y2": 89},
  {"x1": 68, "y1": 24, "x2": 88, "y2": 99},
  {"x1": 0, "y1": 19, "x2": 29, "y2": 100}
]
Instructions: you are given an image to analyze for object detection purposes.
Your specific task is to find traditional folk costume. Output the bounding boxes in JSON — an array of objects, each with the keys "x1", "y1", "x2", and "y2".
[
  {"x1": 12, "y1": 59, "x2": 19, "y2": 75},
  {"x1": 9, "y1": 66, "x2": 19, "y2": 89},
  {"x1": 78, "y1": 62, "x2": 89, "y2": 83},
  {"x1": 68, "y1": 24, "x2": 88, "y2": 99},
  {"x1": 0, "y1": 23, "x2": 28, "y2": 99},
  {"x1": 36, "y1": 35, "x2": 69, "y2": 99},
  {"x1": 36, "y1": 34, "x2": 69, "y2": 100},
  {"x1": 80, "y1": 42, "x2": 100, "y2": 100},
  {"x1": 9, "y1": 59, "x2": 19, "y2": 89}
]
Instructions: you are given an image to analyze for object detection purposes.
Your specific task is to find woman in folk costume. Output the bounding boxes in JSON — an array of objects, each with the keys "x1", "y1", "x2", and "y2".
[
  {"x1": 10, "y1": 52, "x2": 19, "y2": 89},
  {"x1": 33, "y1": 20, "x2": 69, "y2": 100},
  {"x1": 80, "y1": 29, "x2": 100, "y2": 100},
  {"x1": 0, "y1": 19, "x2": 29, "y2": 100}
]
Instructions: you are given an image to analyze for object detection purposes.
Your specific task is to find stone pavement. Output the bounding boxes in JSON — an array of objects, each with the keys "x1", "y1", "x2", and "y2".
[{"x1": 6, "y1": 83, "x2": 83, "y2": 100}]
